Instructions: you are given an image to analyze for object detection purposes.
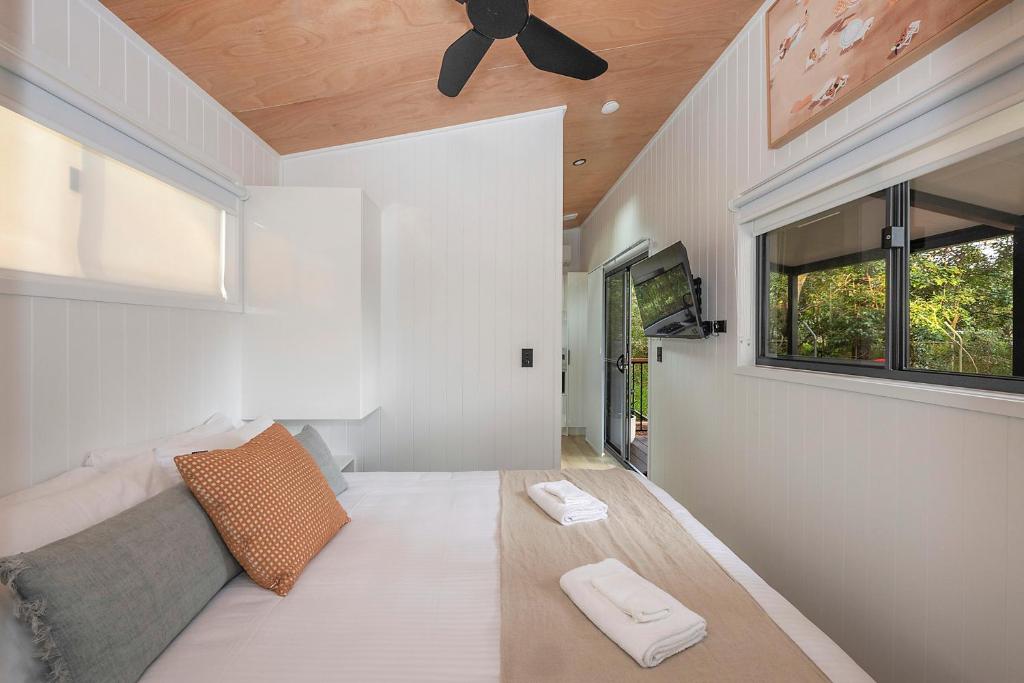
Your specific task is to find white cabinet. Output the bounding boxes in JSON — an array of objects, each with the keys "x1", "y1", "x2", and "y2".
[{"x1": 242, "y1": 186, "x2": 380, "y2": 420}]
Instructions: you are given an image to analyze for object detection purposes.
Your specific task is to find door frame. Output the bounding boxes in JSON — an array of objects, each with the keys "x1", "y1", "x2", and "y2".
[{"x1": 602, "y1": 251, "x2": 648, "y2": 470}]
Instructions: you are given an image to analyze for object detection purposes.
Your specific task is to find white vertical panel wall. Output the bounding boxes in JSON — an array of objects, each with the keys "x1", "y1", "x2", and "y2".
[
  {"x1": 563, "y1": 272, "x2": 588, "y2": 433},
  {"x1": 583, "y1": 269, "x2": 604, "y2": 456},
  {"x1": 0, "y1": 296, "x2": 242, "y2": 496},
  {"x1": 562, "y1": 227, "x2": 583, "y2": 273},
  {"x1": 0, "y1": 0, "x2": 280, "y2": 186},
  {"x1": 581, "y1": 1, "x2": 1024, "y2": 682},
  {"x1": 281, "y1": 109, "x2": 564, "y2": 472},
  {"x1": 0, "y1": 0, "x2": 282, "y2": 495}
]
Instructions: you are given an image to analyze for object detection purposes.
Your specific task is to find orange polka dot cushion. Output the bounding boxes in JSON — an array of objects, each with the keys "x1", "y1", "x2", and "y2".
[{"x1": 174, "y1": 423, "x2": 350, "y2": 596}]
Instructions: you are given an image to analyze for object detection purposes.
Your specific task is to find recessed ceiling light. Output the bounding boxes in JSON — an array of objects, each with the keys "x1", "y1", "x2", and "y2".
[
  {"x1": 563, "y1": 213, "x2": 579, "y2": 222},
  {"x1": 601, "y1": 100, "x2": 620, "y2": 115},
  {"x1": 572, "y1": 159, "x2": 587, "y2": 167}
]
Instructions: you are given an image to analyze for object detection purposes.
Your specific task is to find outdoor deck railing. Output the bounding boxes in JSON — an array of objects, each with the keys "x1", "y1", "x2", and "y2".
[{"x1": 631, "y1": 357, "x2": 648, "y2": 433}]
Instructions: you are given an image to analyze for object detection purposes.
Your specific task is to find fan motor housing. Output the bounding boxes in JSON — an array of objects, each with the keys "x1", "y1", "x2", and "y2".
[{"x1": 467, "y1": 0, "x2": 529, "y2": 39}]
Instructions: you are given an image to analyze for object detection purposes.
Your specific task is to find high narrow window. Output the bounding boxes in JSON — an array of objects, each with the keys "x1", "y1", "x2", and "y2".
[
  {"x1": 0, "y1": 104, "x2": 232, "y2": 301},
  {"x1": 757, "y1": 138, "x2": 1023, "y2": 394}
]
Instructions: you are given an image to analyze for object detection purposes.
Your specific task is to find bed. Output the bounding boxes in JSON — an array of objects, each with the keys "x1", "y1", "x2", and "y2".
[{"x1": 138, "y1": 471, "x2": 872, "y2": 682}]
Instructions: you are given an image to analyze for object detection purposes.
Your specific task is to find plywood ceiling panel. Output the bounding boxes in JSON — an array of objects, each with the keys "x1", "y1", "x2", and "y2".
[{"x1": 101, "y1": 0, "x2": 762, "y2": 226}]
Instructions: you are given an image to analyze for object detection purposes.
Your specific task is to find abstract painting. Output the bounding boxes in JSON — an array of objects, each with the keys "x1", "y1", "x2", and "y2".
[{"x1": 766, "y1": 0, "x2": 1011, "y2": 148}]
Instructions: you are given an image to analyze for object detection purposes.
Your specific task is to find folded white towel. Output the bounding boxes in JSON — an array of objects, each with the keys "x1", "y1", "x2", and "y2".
[
  {"x1": 541, "y1": 480, "x2": 592, "y2": 505},
  {"x1": 527, "y1": 482, "x2": 608, "y2": 526},
  {"x1": 561, "y1": 558, "x2": 707, "y2": 668},
  {"x1": 592, "y1": 571, "x2": 671, "y2": 623}
]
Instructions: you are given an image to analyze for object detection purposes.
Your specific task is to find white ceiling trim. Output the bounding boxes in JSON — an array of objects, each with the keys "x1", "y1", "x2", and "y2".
[{"x1": 282, "y1": 106, "x2": 568, "y2": 161}]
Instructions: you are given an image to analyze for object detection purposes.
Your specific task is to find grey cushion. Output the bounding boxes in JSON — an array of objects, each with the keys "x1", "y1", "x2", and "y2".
[
  {"x1": 293, "y1": 424, "x2": 349, "y2": 495},
  {"x1": 0, "y1": 585, "x2": 46, "y2": 683},
  {"x1": 0, "y1": 485, "x2": 241, "y2": 683}
]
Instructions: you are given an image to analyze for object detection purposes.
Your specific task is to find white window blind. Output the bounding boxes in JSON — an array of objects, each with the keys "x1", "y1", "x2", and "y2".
[{"x1": 0, "y1": 104, "x2": 231, "y2": 301}]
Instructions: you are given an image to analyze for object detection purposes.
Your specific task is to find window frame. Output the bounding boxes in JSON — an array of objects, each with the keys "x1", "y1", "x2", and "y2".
[{"x1": 756, "y1": 181, "x2": 1024, "y2": 395}]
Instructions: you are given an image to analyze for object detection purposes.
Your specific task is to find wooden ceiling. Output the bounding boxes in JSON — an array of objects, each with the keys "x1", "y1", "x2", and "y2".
[{"x1": 101, "y1": 0, "x2": 762, "y2": 227}]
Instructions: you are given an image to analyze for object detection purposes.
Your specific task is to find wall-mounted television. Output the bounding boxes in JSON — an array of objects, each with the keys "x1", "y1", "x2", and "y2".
[{"x1": 631, "y1": 242, "x2": 707, "y2": 339}]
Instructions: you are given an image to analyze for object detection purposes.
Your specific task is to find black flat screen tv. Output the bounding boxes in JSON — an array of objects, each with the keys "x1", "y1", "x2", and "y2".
[{"x1": 631, "y1": 242, "x2": 706, "y2": 339}]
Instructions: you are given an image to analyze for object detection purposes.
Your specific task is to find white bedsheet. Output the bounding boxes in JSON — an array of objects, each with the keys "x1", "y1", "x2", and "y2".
[
  {"x1": 141, "y1": 471, "x2": 871, "y2": 683},
  {"x1": 142, "y1": 472, "x2": 500, "y2": 683}
]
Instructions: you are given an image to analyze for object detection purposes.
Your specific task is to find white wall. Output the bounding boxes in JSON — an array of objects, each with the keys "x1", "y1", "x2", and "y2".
[
  {"x1": 0, "y1": 0, "x2": 282, "y2": 495},
  {"x1": 281, "y1": 109, "x2": 565, "y2": 472},
  {"x1": 0, "y1": 296, "x2": 242, "y2": 495},
  {"x1": 0, "y1": 0, "x2": 279, "y2": 187},
  {"x1": 562, "y1": 227, "x2": 583, "y2": 273},
  {"x1": 581, "y1": 2, "x2": 1024, "y2": 681},
  {"x1": 583, "y1": 270, "x2": 604, "y2": 456},
  {"x1": 562, "y1": 272, "x2": 588, "y2": 434}
]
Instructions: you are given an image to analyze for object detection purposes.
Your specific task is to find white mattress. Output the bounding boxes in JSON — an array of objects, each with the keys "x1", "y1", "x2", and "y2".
[{"x1": 141, "y1": 471, "x2": 871, "y2": 683}]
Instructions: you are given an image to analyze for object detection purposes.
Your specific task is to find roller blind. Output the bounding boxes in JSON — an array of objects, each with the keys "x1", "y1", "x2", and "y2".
[
  {"x1": 0, "y1": 104, "x2": 229, "y2": 299},
  {"x1": 749, "y1": 101, "x2": 1024, "y2": 238}
]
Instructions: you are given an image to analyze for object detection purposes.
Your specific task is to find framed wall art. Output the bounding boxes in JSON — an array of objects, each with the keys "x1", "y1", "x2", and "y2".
[{"x1": 766, "y1": 0, "x2": 1012, "y2": 148}]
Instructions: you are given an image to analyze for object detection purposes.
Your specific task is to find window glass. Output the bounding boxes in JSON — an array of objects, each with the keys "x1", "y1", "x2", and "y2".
[
  {"x1": 0, "y1": 105, "x2": 227, "y2": 298},
  {"x1": 764, "y1": 195, "x2": 888, "y2": 364},
  {"x1": 605, "y1": 272, "x2": 625, "y2": 353},
  {"x1": 766, "y1": 270, "x2": 791, "y2": 356},
  {"x1": 908, "y1": 139, "x2": 1022, "y2": 378},
  {"x1": 758, "y1": 137, "x2": 1023, "y2": 391}
]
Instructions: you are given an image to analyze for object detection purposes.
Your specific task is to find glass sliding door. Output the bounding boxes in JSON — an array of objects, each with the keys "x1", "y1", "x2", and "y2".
[
  {"x1": 605, "y1": 254, "x2": 652, "y2": 475},
  {"x1": 627, "y1": 279, "x2": 649, "y2": 476}
]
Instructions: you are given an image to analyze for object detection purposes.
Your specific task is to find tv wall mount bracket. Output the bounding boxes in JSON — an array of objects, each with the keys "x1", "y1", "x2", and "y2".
[{"x1": 691, "y1": 277, "x2": 728, "y2": 337}]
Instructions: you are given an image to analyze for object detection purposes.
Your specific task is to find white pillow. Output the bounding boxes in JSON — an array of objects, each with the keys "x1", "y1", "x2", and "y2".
[
  {"x1": 0, "y1": 453, "x2": 174, "y2": 558},
  {"x1": 82, "y1": 412, "x2": 235, "y2": 470},
  {"x1": 0, "y1": 467, "x2": 100, "y2": 507},
  {"x1": 0, "y1": 455, "x2": 175, "y2": 683},
  {"x1": 153, "y1": 416, "x2": 275, "y2": 479},
  {"x1": 234, "y1": 416, "x2": 276, "y2": 442}
]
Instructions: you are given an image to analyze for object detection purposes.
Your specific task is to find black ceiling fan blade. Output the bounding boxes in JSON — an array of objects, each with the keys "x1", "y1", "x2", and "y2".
[
  {"x1": 515, "y1": 16, "x2": 608, "y2": 81},
  {"x1": 438, "y1": 29, "x2": 494, "y2": 97}
]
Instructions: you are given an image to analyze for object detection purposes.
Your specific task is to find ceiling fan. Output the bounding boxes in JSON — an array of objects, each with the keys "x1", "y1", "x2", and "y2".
[{"x1": 438, "y1": 0, "x2": 609, "y2": 97}]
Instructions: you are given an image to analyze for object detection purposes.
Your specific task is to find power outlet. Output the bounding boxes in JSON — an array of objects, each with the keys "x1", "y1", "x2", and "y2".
[{"x1": 521, "y1": 348, "x2": 534, "y2": 368}]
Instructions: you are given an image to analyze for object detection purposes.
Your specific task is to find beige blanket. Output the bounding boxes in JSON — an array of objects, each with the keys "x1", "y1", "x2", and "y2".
[{"x1": 500, "y1": 469, "x2": 829, "y2": 682}]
